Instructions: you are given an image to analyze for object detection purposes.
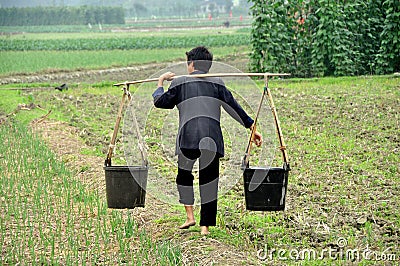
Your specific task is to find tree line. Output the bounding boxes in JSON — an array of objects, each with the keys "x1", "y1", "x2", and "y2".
[
  {"x1": 249, "y1": 0, "x2": 400, "y2": 76},
  {"x1": 0, "y1": 0, "x2": 249, "y2": 19},
  {"x1": 0, "y1": 6, "x2": 125, "y2": 26}
]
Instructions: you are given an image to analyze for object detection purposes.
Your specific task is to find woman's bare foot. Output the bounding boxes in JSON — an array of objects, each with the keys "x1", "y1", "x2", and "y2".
[
  {"x1": 200, "y1": 226, "x2": 210, "y2": 235},
  {"x1": 178, "y1": 220, "x2": 196, "y2": 229}
]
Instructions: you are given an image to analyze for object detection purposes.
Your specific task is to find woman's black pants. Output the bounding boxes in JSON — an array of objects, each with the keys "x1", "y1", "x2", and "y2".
[{"x1": 176, "y1": 149, "x2": 220, "y2": 226}]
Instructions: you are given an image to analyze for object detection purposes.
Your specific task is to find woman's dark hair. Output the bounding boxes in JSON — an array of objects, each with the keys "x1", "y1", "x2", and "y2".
[{"x1": 186, "y1": 46, "x2": 213, "y2": 72}]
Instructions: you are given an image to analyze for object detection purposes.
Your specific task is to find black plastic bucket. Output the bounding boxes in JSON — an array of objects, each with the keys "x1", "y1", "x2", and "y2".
[
  {"x1": 104, "y1": 165, "x2": 148, "y2": 209},
  {"x1": 243, "y1": 164, "x2": 289, "y2": 211}
]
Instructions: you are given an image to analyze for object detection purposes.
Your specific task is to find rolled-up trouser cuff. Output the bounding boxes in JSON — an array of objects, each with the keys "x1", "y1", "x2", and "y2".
[{"x1": 177, "y1": 184, "x2": 195, "y2": 205}]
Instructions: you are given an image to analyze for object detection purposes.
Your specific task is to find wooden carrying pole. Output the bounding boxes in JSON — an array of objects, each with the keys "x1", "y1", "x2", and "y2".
[
  {"x1": 113, "y1": 72, "x2": 290, "y2": 87},
  {"x1": 112, "y1": 72, "x2": 290, "y2": 167}
]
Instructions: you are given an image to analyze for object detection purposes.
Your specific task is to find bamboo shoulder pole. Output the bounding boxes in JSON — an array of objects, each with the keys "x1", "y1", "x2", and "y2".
[
  {"x1": 113, "y1": 72, "x2": 290, "y2": 87},
  {"x1": 112, "y1": 72, "x2": 291, "y2": 167}
]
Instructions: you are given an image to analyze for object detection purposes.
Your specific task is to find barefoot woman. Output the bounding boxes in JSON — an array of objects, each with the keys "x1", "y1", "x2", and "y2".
[{"x1": 152, "y1": 46, "x2": 262, "y2": 235}]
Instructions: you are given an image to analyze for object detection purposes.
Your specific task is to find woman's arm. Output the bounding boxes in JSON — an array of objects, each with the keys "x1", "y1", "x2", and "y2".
[
  {"x1": 152, "y1": 72, "x2": 177, "y2": 109},
  {"x1": 250, "y1": 123, "x2": 263, "y2": 147},
  {"x1": 219, "y1": 85, "x2": 254, "y2": 128}
]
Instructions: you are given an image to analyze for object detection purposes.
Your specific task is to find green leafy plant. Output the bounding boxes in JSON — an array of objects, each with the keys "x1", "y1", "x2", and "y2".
[
  {"x1": 249, "y1": 0, "x2": 400, "y2": 76},
  {"x1": 375, "y1": 0, "x2": 400, "y2": 74}
]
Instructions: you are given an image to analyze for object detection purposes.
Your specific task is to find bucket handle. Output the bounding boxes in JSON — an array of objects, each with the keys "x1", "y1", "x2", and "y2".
[
  {"x1": 105, "y1": 84, "x2": 148, "y2": 167},
  {"x1": 242, "y1": 83, "x2": 267, "y2": 168},
  {"x1": 130, "y1": 95, "x2": 148, "y2": 167},
  {"x1": 243, "y1": 76, "x2": 290, "y2": 169}
]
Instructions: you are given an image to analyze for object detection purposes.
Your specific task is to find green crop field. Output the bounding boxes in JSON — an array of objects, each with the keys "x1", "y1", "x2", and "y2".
[
  {"x1": 0, "y1": 122, "x2": 181, "y2": 264},
  {"x1": 0, "y1": 29, "x2": 249, "y2": 76},
  {"x1": 0, "y1": 46, "x2": 247, "y2": 76},
  {"x1": 0, "y1": 34, "x2": 249, "y2": 51},
  {"x1": 0, "y1": 24, "x2": 399, "y2": 265}
]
